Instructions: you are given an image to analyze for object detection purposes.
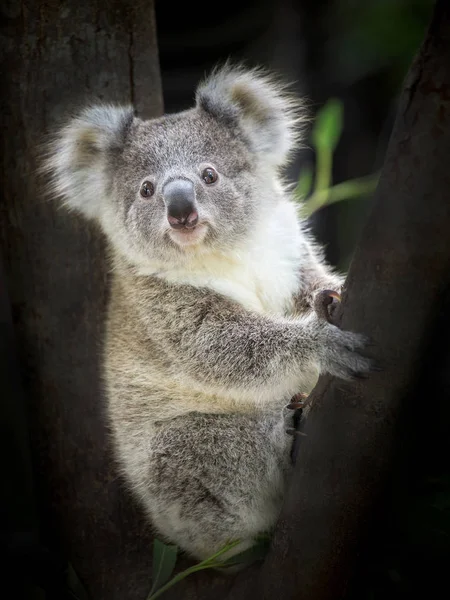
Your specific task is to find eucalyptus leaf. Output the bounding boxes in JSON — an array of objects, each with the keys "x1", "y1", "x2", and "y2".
[
  {"x1": 150, "y1": 539, "x2": 178, "y2": 595},
  {"x1": 311, "y1": 98, "x2": 344, "y2": 152},
  {"x1": 302, "y1": 172, "x2": 379, "y2": 218},
  {"x1": 219, "y1": 535, "x2": 271, "y2": 568},
  {"x1": 147, "y1": 540, "x2": 241, "y2": 600}
]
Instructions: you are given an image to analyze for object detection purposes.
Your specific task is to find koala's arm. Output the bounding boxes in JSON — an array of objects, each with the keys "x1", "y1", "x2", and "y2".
[
  {"x1": 293, "y1": 232, "x2": 345, "y2": 314},
  {"x1": 130, "y1": 275, "x2": 370, "y2": 403}
]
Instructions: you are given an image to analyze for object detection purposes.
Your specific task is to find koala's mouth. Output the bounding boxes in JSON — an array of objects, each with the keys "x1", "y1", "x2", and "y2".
[{"x1": 168, "y1": 222, "x2": 208, "y2": 248}]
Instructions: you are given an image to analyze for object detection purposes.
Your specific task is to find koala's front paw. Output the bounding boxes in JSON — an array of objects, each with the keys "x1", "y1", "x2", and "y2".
[{"x1": 316, "y1": 321, "x2": 374, "y2": 380}]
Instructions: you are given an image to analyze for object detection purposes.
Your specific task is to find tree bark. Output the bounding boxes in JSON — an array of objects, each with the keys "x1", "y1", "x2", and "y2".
[
  {"x1": 0, "y1": 2, "x2": 162, "y2": 599},
  {"x1": 258, "y1": 1, "x2": 450, "y2": 598}
]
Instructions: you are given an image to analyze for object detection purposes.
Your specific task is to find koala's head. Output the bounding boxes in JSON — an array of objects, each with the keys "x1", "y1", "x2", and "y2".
[{"x1": 44, "y1": 66, "x2": 303, "y2": 268}]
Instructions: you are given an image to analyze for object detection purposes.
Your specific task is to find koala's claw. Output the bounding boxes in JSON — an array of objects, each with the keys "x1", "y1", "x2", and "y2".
[
  {"x1": 314, "y1": 289, "x2": 341, "y2": 323},
  {"x1": 286, "y1": 392, "x2": 308, "y2": 410},
  {"x1": 286, "y1": 427, "x2": 307, "y2": 437},
  {"x1": 286, "y1": 401, "x2": 305, "y2": 410}
]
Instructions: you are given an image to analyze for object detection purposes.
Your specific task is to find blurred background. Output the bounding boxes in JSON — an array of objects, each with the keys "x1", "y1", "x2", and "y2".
[{"x1": 156, "y1": 0, "x2": 433, "y2": 270}]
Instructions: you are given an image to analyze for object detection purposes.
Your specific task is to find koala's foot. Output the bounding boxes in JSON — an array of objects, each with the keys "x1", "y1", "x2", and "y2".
[
  {"x1": 286, "y1": 393, "x2": 308, "y2": 464},
  {"x1": 285, "y1": 392, "x2": 308, "y2": 439}
]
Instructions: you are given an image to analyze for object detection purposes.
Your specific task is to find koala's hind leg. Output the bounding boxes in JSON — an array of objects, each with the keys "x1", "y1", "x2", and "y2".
[{"x1": 143, "y1": 411, "x2": 291, "y2": 561}]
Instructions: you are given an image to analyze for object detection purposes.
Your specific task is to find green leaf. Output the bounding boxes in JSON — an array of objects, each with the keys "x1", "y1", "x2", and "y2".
[
  {"x1": 302, "y1": 172, "x2": 379, "y2": 218},
  {"x1": 311, "y1": 98, "x2": 344, "y2": 152},
  {"x1": 219, "y1": 535, "x2": 271, "y2": 568},
  {"x1": 294, "y1": 164, "x2": 314, "y2": 199},
  {"x1": 149, "y1": 539, "x2": 178, "y2": 596},
  {"x1": 147, "y1": 539, "x2": 241, "y2": 600}
]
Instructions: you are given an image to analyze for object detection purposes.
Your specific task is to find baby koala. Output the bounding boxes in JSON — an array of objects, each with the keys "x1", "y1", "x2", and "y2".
[{"x1": 44, "y1": 66, "x2": 372, "y2": 560}]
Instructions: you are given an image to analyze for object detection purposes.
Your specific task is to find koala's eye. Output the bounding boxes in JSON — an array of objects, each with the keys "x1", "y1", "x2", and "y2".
[
  {"x1": 201, "y1": 167, "x2": 218, "y2": 185},
  {"x1": 140, "y1": 181, "x2": 155, "y2": 198}
]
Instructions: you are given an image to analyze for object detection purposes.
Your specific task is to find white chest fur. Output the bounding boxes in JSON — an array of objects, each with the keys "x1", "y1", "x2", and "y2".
[{"x1": 151, "y1": 199, "x2": 303, "y2": 316}]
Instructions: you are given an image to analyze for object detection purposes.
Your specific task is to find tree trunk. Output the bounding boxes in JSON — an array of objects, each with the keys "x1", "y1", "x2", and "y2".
[
  {"x1": 258, "y1": 1, "x2": 450, "y2": 598},
  {"x1": 0, "y1": 2, "x2": 162, "y2": 599}
]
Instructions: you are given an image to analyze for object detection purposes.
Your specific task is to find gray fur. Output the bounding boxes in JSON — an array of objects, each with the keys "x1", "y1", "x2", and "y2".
[{"x1": 43, "y1": 66, "x2": 372, "y2": 561}]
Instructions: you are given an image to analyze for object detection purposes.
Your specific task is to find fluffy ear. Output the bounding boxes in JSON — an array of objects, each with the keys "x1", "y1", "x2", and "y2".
[
  {"x1": 196, "y1": 65, "x2": 305, "y2": 167},
  {"x1": 42, "y1": 105, "x2": 134, "y2": 219}
]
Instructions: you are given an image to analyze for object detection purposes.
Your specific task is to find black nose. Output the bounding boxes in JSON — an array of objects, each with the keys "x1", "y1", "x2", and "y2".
[{"x1": 164, "y1": 179, "x2": 198, "y2": 229}]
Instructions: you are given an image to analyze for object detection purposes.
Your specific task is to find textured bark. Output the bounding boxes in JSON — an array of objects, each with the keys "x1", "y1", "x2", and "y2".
[
  {"x1": 0, "y1": 2, "x2": 162, "y2": 599},
  {"x1": 258, "y1": 1, "x2": 450, "y2": 598}
]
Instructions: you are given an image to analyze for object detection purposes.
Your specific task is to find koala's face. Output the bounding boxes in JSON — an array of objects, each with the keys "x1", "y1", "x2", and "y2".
[
  {"x1": 46, "y1": 66, "x2": 301, "y2": 267},
  {"x1": 113, "y1": 110, "x2": 260, "y2": 262}
]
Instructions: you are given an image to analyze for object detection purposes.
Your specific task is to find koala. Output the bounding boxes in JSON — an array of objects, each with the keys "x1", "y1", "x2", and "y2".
[{"x1": 44, "y1": 66, "x2": 372, "y2": 561}]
